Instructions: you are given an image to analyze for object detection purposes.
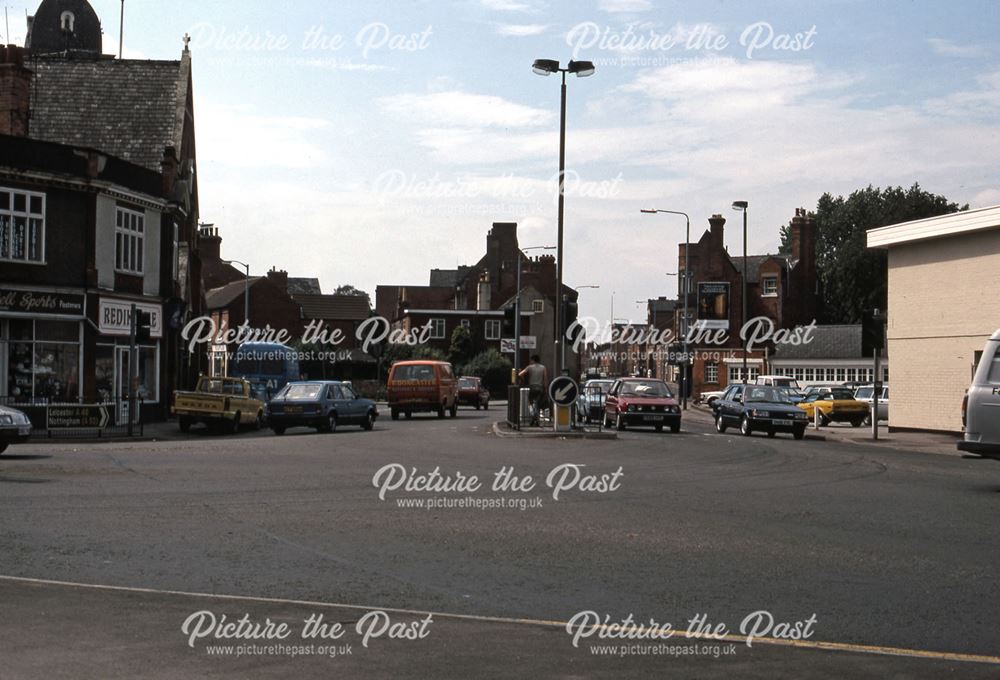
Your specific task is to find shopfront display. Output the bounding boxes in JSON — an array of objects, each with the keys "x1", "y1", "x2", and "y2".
[{"x1": 1, "y1": 318, "x2": 82, "y2": 402}]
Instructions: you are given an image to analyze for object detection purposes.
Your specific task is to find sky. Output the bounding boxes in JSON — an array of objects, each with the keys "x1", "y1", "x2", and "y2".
[{"x1": 5, "y1": 0, "x2": 999, "y2": 323}]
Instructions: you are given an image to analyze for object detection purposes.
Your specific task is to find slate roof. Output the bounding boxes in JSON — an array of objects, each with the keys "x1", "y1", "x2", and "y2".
[
  {"x1": 770, "y1": 325, "x2": 883, "y2": 360},
  {"x1": 287, "y1": 278, "x2": 322, "y2": 295},
  {"x1": 293, "y1": 294, "x2": 370, "y2": 322},
  {"x1": 28, "y1": 57, "x2": 186, "y2": 171},
  {"x1": 429, "y1": 266, "x2": 473, "y2": 288},
  {"x1": 205, "y1": 278, "x2": 263, "y2": 310},
  {"x1": 731, "y1": 254, "x2": 791, "y2": 282}
]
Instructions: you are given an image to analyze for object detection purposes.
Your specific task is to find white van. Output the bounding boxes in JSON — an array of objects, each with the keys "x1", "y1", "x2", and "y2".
[
  {"x1": 958, "y1": 329, "x2": 1000, "y2": 459},
  {"x1": 755, "y1": 375, "x2": 802, "y2": 390}
]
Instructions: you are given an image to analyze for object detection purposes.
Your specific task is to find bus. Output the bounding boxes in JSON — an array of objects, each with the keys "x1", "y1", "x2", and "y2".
[{"x1": 230, "y1": 342, "x2": 300, "y2": 402}]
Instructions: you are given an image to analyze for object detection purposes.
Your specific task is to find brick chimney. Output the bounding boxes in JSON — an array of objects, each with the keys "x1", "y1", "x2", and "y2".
[
  {"x1": 790, "y1": 207, "x2": 806, "y2": 260},
  {"x1": 199, "y1": 225, "x2": 221, "y2": 262},
  {"x1": 267, "y1": 267, "x2": 288, "y2": 293},
  {"x1": 0, "y1": 45, "x2": 32, "y2": 136},
  {"x1": 708, "y1": 214, "x2": 726, "y2": 250}
]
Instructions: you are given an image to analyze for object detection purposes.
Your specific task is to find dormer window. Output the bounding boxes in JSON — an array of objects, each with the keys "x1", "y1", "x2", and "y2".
[
  {"x1": 762, "y1": 276, "x2": 778, "y2": 297},
  {"x1": 60, "y1": 11, "x2": 75, "y2": 33}
]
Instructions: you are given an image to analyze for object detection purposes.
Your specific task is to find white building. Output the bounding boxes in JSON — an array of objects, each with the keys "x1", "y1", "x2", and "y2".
[{"x1": 769, "y1": 325, "x2": 887, "y2": 388}]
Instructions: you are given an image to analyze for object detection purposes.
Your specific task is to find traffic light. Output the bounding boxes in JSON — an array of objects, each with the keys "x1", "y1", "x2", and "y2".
[
  {"x1": 502, "y1": 306, "x2": 516, "y2": 336},
  {"x1": 562, "y1": 298, "x2": 579, "y2": 334},
  {"x1": 134, "y1": 310, "x2": 153, "y2": 343},
  {"x1": 861, "y1": 309, "x2": 884, "y2": 356}
]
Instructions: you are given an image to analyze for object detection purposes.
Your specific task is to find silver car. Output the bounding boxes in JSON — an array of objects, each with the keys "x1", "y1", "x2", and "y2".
[
  {"x1": 854, "y1": 385, "x2": 889, "y2": 424},
  {"x1": 958, "y1": 329, "x2": 1000, "y2": 459},
  {"x1": 0, "y1": 405, "x2": 33, "y2": 454}
]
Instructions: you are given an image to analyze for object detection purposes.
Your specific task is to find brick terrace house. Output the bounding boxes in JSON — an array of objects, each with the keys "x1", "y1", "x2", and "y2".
[
  {"x1": 376, "y1": 222, "x2": 579, "y2": 376},
  {"x1": 1, "y1": 0, "x2": 202, "y2": 420},
  {"x1": 681, "y1": 209, "x2": 820, "y2": 399}
]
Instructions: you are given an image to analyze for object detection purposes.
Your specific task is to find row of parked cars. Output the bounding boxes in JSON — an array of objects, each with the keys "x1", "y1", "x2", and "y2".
[{"x1": 702, "y1": 377, "x2": 888, "y2": 425}]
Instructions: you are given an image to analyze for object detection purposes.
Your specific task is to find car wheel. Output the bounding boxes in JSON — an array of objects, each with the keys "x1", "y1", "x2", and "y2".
[
  {"x1": 363, "y1": 411, "x2": 375, "y2": 431},
  {"x1": 850, "y1": 418, "x2": 864, "y2": 428},
  {"x1": 405, "y1": 411, "x2": 412, "y2": 420},
  {"x1": 616, "y1": 413, "x2": 626, "y2": 431},
  {"x1": 820, "y1": 413, "x2": 830, "y2": 427},
  {"x1": 272, "y1": 426, "x2": 286, "y2": 435},
  {"x1": 254, "y1": 411, "x2": 264, "y2": 430},
  {"x1": 793, "y1": 426, "x2": 805, "y2": 440},
  {"x1": 179, "y1": 416, "x2": 192, "y2": 433},
  {"x1": 740, "y1": 415, "x2": 752, "y2": 437},
  {"x1": 475, "y1": 403, "x2": 480, "y2": 410},
  {"x1": 228, "y1": 413, "x2": 241, "y2": 435},
  {"x1": 863, "y1": 414, "x2": 872, "y2": 426},
  {"x1": 0, "y1": 442, "x2": 8, "y2": 454},
  {"x1": 391, "y1": 409, "x2": 399, "y2": 421},
  {"x1": 715, "y1": 414, "x2": 727, "y2": 433},
  {"x1": 437, "y1": 404, "x2": 446, "y2": 419},
  {"x1": 326, "y1": 412, "x2": 338, "y2": 433}
]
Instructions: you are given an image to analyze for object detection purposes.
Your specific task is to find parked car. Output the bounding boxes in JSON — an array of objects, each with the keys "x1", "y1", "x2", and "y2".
[
  {"x1": 268, "y1": 381, "x2": 378, "y2": 434},
  {"x1": 604, "y1": 378, "x2": 681, "y2": 433},
  {"x1": 699, "y1": 389, "x2": 727, "y2": 408},
  {"x1": 457, "y1": 376, "x2": 490, "y2": 410},
  {"x1": 387, "y1": 360, "x2": 458, "y2": 420},
  {"x1": 755, "y1": 375, "x2": 802, "y2": 390},
  {"x1": 577, "y1": 379, "x2": 614, "y2": 423},
  {"x1": 958, "y1": 329, "x2": 1000, "y2": 460},
  {"x1": 171, "y1": 376, "x2": 265, "y2": 433},
  {"x1": 796, "y1": 386, "x2": 869, "y2": 427},
  {"x1": 714, "y1": 384, "x2": 809, "y2": 439},
  {"x1": 853, "y1": 385, "x2": 889, "y2": 424},
  {"x1": 0, "y1": 405, "x2": 32, "y2": 454}
]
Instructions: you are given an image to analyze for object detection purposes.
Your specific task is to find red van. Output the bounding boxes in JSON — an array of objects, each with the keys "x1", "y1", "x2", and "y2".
[{"x1": 387, "y1": 360, "x2": 459, "y2": 420}]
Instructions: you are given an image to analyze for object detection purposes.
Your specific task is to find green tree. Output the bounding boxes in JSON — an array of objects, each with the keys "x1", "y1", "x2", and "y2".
[
  {"x1": 778, "y1": 223, "x2": 792, "y2": 254},
  {"x1": 459, "y1": 350, "x2": 512, "y2": 397},
  {"x1": 448, "y1": 324, "x2": 473, "y2": 366},
  {"x1": 814, "y1": 183, "x2": 966, "y2": 323}
]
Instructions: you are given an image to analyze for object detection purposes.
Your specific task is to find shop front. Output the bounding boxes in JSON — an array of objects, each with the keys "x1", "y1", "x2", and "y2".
[{"x1": 93, "y1": 296, "x2": 164, "y2": 421}]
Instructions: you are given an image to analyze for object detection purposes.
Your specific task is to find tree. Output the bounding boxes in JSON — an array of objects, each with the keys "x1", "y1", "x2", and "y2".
[
  {"x1": 459, "y1": 350, "x2": 512, "y2": 397},
  {"x1": 448, "y1": 324, "x2": 473, "y2": 367},
  {"x1": 814, "y1": 183, "x2": 966, "y2": 324},
  {"x1": 335, "y1": 284, "x2": 368, "y2": 298},
  {"x1": 778, "y1": 224, "x2": 792, "y2": 254}
]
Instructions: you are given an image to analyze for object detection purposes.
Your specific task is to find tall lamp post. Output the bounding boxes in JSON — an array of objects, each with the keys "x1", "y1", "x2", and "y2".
[
  {"x1": 515, "y1": 246, "x2": 556, "y2": 378},
  {"x1": 640, "y1": 208, "x2": 691, "y2": 408},
  {"x1": 731, "y1": 201, "x2": 749, "y2": 384},
  {"x1": 223, "y1": 259, "x2": 251, "y2": 327},
  {"x1": 532, "y1": 58, "x2": 595, "y2": 375}
]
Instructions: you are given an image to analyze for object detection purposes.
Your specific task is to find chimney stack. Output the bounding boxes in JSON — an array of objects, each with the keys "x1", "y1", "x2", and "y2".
[
  {"x1": 0, "y1": 45, "x2": 32, "y2": 137},
  {"x1": 708, "y1": 214, "x2": 726, "y2": 250},
  {"x1": 790, "y1": 207, "x2": 806, "y2": 260},
  {"x1": 199, "y1": 225, "x2": 221, "y2": 262},
  {"x1": 267, "y1": 267, "x2": 289, "y2": 293}
]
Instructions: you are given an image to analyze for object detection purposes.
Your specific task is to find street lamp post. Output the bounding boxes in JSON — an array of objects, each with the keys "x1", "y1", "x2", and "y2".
[
  {"x1": 732, "y1": 201, "x2": 749, "y2": 384},
  {"x1": 532, "y1": 58, "x2": 595, "y2": 376},
  {"x1": 640, "y1": 208, "x2": 691, "y2": 409},
  {"x1": 516, "y1": 246, "x2": 556, "y2": 378},
  {"x1": 223, "y1": 259, "x2": 251, "y2": 327}
]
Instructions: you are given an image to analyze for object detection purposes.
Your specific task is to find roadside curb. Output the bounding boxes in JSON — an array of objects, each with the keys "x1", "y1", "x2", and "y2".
[{"x1": 491, "y1": 422, "x2": 617, "y2": 440}]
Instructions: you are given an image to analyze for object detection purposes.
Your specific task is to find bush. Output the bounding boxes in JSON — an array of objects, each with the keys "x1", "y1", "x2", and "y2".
[{"x1": 460, "y1": 350, "x2": 513, "y2": 397}]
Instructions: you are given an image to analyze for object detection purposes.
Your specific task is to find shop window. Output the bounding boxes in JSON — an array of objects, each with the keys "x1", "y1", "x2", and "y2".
[
  {"x1": 0, "y1": 188, "x2": 45, "y2": 264},
  {"x1": 4, "y1": 319, "x2": 80, "y2": 402},
  {"x1": 115, "y1": 206, "x2": 145, "y2": 275}
]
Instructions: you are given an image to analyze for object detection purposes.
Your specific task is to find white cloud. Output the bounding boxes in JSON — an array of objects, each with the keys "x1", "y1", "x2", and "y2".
[
  {"x1": 480, "y1": 0, "x2": 538, "y2": 12},
  {"x1": 599, "y1": 0, "x2": 653, "y2": 12},
  {"x1": 496, "y1": 23, "x2": 548, "y2": 37},
  {"x1": 381, "y1": 91, "x2": 554, "y2": 127},
  {"x1": 928, "y1": 38, "x2": 989, "y2": 58},
  {"x1": 198, "y1": 103, "x2": 332, "y2": 169}
]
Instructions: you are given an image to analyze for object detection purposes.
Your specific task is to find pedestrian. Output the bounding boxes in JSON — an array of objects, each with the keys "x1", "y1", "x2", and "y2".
[{"x1": 518, "y1": 354, "x2": 548, "y2": 427}]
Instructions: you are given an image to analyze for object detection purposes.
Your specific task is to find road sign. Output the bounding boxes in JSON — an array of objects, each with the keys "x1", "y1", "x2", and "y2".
[
  {"x1": 500, "y1": 339, "x2": 516, "y2": 353},
  {"x1": 47, "y1": 405, "x2": 110, "y2": 430},
  {"x1": 549, "y1": 376, "x2": 579, "y2": 407}
]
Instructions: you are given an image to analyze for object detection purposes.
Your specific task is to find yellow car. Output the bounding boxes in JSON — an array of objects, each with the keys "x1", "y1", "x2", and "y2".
[{"x1": 797, "y1": 387, "x2": 870, "y2": 427}]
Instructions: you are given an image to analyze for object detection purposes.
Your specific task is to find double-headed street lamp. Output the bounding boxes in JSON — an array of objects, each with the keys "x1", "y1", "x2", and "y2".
[
  {"x1": 731, "y1": 201, "x2": 749, "y2": 384},
  {"x1": 640, "y1": 208, "x2": 691, "y2": 409},
  {"x1": 223, "y1": 259, "x2": 251, "y2": 327},
  {"x1": 516, "y1": 245, "x2": 556, "y2": 377},
  {"x1": 532, "y1": 58, "x2": 595, "y2": 375}
]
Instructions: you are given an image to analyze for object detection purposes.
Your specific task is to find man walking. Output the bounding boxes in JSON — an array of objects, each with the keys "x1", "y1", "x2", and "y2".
[{"x1": 518, "y1": 354, "x2": 548, "y2": 427}]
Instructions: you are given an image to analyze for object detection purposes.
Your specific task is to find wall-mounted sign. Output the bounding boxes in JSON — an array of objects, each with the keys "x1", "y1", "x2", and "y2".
[
  {"x1": 501, "y1": 337, "x2": 537, "y2": 353},
  {"x1": 0, "y1": 288, "x2": 85, "y2": 316},
  {"x1": 696, "y1": 282, "x2": 730, "y2": 330},
  {"x1": 98, "y1": 298, "x2": 163, "y2": 339}
]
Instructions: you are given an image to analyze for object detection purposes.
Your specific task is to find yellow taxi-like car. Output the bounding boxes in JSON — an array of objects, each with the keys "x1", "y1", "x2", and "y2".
[{"x1": 797, "y1": 386, "x2": 870, "y2": 427}]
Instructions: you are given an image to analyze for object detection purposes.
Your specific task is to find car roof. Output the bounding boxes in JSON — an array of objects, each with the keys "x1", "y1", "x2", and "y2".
[
  {"x1": 392, "y1": 360, "x2": 450, "y2": 366},
  {"x1": 285, "y1": 380, "x2": 344, "y2": 386}
]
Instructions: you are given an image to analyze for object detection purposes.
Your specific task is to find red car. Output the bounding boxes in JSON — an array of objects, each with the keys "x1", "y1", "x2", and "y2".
[
  {"x1": 457, "y1": 376, "x2": 490, "y2": 410},
  {"x1": 604, "y1": 378, "x2": 681, "y2": 433}
]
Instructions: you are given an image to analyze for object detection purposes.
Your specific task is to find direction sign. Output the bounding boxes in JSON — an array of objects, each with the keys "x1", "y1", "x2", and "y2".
[
  {"x1": 549, "y1": 376, "x2": 579, "y2": 407},
  {"x1": 47, "y1": 405, "x2": 110, "y2": 430}
]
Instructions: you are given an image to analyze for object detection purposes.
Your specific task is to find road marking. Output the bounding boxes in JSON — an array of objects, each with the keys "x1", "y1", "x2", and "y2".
[{"x1": 0, "y1": 574, "x2": 997, "y2": 665}]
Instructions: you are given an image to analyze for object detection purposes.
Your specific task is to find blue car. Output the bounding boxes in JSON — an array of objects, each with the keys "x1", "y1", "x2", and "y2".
[{"x1": 268, "y1": 381, "x2": 378, "y2": 435}]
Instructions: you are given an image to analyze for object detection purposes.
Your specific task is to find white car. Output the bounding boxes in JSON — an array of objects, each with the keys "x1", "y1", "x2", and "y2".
[
  {"x1": 0, "y1": 405, "x2": 33, "y2": 454},
  {"x1": 699, "y1": 389, "x2": 727, "y2": 407},
  {"x1": 958, "y1": 329, "x2": 1000, "y2": 460},
  {"x1": 854, "y1": 385, "x2": 889, "y2": 424}
]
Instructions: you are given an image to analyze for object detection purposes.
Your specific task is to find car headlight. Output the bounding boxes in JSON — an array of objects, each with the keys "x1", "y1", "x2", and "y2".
[
  {"x1": 628, "y1": 405, "x2": 636, "y2": 412},
  {"x1": 0, "y1": 415, "x2": 12, "y2": 425}
]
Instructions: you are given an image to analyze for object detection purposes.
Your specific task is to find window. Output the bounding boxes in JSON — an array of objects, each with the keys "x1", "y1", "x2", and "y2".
[
  {"x1": 115, "y1": 206, "x2": 145, "y2": 274},
  {"x1": 485, "y1": 319, "x2": 501, "y2": 340},
  {"x1": 836, "y1": 368, "x2": 846, "y2": 382},
  {"x1": 4, "y1": 320, "x2": 80, "y2": 402},
  {"x1": 794, "y1": 368, "x2": 804, "y2": 381},
  {"x1": 60, "y1": 10, "x2": 75, "y2": 32},
  {"x1": 532, "y1": 299, "x2": 544, "y2": 313},
  {"x1": 805, "y1": 368, "x2": 815, "y2": 382},
  {"x1": 728, "y1": 366, "x2": 759, "y2": 383},
  {"x1": 762, "y1": 277, "x2": 778, "y2": 296},
  {"x1": 846, "y1": 368, "x2": 857, "y2": 383},
  {"x1": 825, "y1": 368, "x2": 836, "y2": 382},
  {"x1": 0, "y1": 188, "x2": 45, "y2": 264},
  {"x1": 428, "y1": 318, "x2": 445, "y2": 339},
  {"x1": 704, "y1": 362, "x2": 719, "y2": 384}
]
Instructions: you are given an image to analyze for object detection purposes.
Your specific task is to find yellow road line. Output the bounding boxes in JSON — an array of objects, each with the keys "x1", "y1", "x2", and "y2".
[{"x1": 0, "y1": 574, "x2": 997, "y2": 665}]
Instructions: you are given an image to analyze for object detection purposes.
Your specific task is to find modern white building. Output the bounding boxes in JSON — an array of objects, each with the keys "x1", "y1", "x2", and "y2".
[
  {"x1": 867, "y1": 205, "x2": 1000, "y2": 432},
  {"x1": 769, "y1": 325, "x2": 887, "y2": 388}
]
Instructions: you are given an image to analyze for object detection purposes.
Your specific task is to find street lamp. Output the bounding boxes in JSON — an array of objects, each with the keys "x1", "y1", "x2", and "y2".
[
  {"x1": 516, "y1": 246, "x2": 556, "y2": 377},
  {"x1": 532, "y1": 58, "x2": 595, "y2": 376},
  {"x1": 223, "y1": 259, "x2": 251, "y2": 326},
  {"x1": 732, "y1": 201, "x2": 749, "y2": 384},
  {"x1": 640, "y1": 208, "x2": 691, "y2": 408}
]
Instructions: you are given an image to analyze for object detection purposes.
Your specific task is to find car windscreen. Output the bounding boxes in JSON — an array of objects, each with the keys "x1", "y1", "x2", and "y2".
[
  {"x1": 280, "y1": 384, "x2": 323, "y2": 400},
  {"x1": 855, "y1": 387, "x2": 873, "y2": 399},
  {"x1": 744, "y1": 387, "x2": 793, "y2": 404},
  {"x1": 620, "y1": 381, "x2": 673, "y2": 398}
]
